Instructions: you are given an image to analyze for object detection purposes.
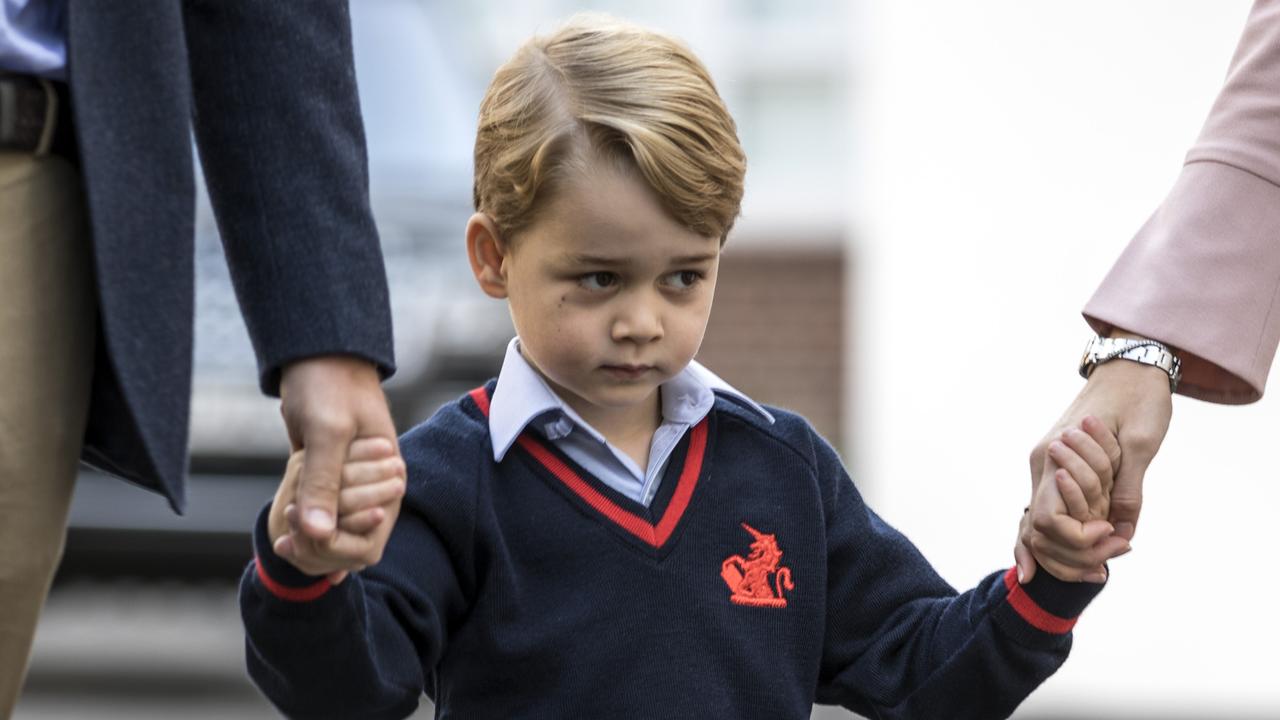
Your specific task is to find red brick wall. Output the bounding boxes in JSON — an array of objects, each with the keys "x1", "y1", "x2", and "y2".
[{"x1": 697, "y1": 247, "x2": 845, "y2": 444}]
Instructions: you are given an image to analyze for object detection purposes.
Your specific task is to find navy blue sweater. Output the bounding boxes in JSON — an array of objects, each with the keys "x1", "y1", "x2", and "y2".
[{"x1": 241, "y1": 383, "x2": 1102, "y2": 719}]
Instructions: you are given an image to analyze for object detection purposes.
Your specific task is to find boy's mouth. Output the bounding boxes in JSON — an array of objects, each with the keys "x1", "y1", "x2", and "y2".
[{"x1": 600, "y1": 364, "x2": 655, "y2": 380}]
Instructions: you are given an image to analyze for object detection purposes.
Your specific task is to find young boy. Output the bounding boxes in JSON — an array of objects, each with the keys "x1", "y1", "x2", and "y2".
[{"x1": 241, "y1": 15, "x2": 1128, "y2": 719}]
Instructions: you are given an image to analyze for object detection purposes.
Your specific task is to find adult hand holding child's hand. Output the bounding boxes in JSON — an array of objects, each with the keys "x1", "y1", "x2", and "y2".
[
  {"x1": 1016, "y1": 414, "x2": 1132, "y2": 584},
  {"x1": 275, "y1": 355, "x2": 405, "y2": 583},
  {"x1": 269, "y1": 438, "x2": 406, "y2": 583}
]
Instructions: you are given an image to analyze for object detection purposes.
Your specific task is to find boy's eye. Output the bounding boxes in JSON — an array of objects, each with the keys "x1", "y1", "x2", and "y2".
[
  {"x1": 579, "y1": 272, "x2": 619, "y2": 291},
  {"x1": 663, "y1": 270, "x2": 703, "y2": 290}
]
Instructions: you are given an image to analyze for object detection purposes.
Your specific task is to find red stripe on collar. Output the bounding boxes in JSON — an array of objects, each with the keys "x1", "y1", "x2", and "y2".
[{"x1": 469, "y1": 384, "x2": 707, "y2": 549}]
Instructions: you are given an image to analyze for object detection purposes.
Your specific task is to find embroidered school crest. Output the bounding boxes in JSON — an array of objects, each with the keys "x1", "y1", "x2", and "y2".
[{"x1": 721, "y1": 522, "x2": 794, "y2": 608}]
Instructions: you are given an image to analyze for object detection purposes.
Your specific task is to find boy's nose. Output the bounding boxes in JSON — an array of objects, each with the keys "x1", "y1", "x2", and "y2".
[{"x1": 611, "y1": 302, "x2": 664, "y2": 344}]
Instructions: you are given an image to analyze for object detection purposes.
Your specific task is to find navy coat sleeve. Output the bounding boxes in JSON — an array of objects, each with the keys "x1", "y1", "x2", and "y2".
[{"x1": 182, "y1": 0, "x2": 395, "y2": 395}]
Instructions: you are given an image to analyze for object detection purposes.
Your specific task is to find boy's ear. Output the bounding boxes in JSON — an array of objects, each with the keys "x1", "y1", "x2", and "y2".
[{"x1": 466, "y1": 212, "x2": 509, "y2": 299}]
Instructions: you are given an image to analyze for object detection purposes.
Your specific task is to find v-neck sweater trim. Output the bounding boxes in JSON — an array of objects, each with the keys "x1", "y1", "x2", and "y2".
[{"x1": 470, "y1": 386, "x2": 708, "y2": 550}]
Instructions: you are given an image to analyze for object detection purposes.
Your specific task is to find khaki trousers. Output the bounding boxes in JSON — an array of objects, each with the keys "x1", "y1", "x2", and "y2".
[{"x1": 0, "y1": 153, "x2": 95, "y2": 718}]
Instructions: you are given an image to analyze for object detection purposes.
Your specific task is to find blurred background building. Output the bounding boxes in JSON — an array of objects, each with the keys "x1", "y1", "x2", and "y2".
[{"x1": 16, "y1": 1, "x2": 1279, "y2": 718}]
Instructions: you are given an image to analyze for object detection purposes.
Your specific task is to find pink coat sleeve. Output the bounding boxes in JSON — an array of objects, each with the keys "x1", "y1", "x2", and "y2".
[{"x1": 1084, "y1": 0, "x2": 1280, "y2": 404}]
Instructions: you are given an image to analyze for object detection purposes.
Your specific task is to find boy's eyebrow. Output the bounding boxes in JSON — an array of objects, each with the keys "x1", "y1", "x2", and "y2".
[
  {"x1": 668, "y1": 253, "x2": 718, "y2": 265},
  {"x1": 563, "y1": 252, "x2": 718, "y2": 266},
  {"x1": 564, "y1": 253, "x2": 629, "y2": 267}
]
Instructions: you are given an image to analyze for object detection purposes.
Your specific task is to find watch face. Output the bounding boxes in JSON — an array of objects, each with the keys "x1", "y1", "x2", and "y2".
[
  {"x1": 1080, "y1": 337, "x2": 1103, "y2": 367},
  {"x1": 1078, "y1": 345, "x2": 1097, "y2": 377}
]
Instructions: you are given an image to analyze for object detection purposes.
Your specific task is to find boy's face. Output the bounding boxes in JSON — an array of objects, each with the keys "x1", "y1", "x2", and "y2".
[{"x1": 496, "y1": 160, "x2": 721, "y2": 426}]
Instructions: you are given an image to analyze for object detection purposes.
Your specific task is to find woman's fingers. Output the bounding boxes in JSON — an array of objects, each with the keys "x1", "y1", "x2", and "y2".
[
  {"x1": 1029, "y1": 529, "x2": 1130, "y2": 582},
  {"x1": 1032, "y1": 512, "x2": 1114, "y2": 550}
]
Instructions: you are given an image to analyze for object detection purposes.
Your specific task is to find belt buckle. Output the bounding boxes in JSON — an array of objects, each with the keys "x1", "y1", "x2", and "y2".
[{"x1": 0, "y1": 74, "x2": 59, "y2": 155}]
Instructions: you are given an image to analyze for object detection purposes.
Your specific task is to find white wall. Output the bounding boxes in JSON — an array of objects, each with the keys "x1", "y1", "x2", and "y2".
[{"x1": 849, "y1": 1, "x2": 1280, "y2": 715}]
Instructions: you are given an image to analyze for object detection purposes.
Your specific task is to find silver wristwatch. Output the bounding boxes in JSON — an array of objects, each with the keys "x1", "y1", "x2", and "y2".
[{"x1": 1078, "y1": 336, "x2": 1181, "y2": 392}]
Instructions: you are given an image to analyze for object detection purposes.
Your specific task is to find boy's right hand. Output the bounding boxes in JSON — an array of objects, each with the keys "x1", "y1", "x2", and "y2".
[{"x1": 268, "y1": 437, "x2": 407, "y2": 582}]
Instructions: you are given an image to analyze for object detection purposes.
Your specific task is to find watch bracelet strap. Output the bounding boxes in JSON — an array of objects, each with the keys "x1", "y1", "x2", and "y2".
[{"x1": 1081, "y1": 337, "x2": 1181, "y2": 391}]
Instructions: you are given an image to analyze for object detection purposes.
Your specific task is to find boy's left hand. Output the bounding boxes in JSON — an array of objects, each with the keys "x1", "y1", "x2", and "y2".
[
  {"x1": 1047, "y1": 416, "x2": 1118, "y2": 521},
  {"x1": 1016, "y1": 415, "x2": 1130, "y2": 584}
]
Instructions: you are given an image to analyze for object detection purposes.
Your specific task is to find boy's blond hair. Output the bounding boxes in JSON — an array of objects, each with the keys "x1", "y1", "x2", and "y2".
[{"x1": 473, "y1": 14, "x2": 746, "y2": 243}]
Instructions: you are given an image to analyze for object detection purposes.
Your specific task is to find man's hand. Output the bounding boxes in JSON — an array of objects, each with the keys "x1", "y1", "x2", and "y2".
[
  {"x1": 1015, "y1": 343, "x2": 1172, "y2": 583},
  {"x1": 269, "y1": 439, "x2": 406, "y2": 582},
  {"x1": 278, "y1": 355, "x2": 402, "y2": 580}
]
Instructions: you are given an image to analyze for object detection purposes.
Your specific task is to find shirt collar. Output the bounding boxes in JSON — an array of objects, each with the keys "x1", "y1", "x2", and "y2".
[{"x1": 486, "y1": 337, "x2": 773, "y2": 462}]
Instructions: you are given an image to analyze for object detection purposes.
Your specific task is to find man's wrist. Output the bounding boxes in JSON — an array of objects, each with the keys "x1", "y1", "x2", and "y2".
[
  {"x1": 281, "y1": 354, "x2": 379, "y2": 381},
  {"x1": 279, "y1": 355, "x2": 384, "y2": 409}
]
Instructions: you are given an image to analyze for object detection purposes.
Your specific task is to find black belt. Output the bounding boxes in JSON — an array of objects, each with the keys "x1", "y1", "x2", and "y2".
[{"x1": 0, "y1": 72, "x2": 76, "y2": 157}]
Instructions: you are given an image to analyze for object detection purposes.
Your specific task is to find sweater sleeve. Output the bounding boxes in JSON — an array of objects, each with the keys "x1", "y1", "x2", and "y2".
[
  {"x1": 811, "y1": 434, "x2": 1102, "y2": 719},
  {"x1": 240, "y1": 468, "x2": 473, "y2": 719},
  {"x1": 1083, "y1": 0, "x2": 1280, "y2": 404}
]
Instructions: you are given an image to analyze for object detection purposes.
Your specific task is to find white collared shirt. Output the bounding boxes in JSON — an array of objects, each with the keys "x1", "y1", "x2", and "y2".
[{"x1": 487, "y1": 338, "x2": 774, "y2": 506}]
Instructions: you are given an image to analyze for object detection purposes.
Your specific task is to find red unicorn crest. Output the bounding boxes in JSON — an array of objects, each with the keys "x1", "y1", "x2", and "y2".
[{"x1": 720, "y1": 522, "x2": 794, "y2": 608}]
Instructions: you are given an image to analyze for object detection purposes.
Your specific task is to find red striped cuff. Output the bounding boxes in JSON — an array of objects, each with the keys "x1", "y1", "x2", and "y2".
[
  {"x1": 1002, "y1": 567, "x2": 1078, "y2": 635},
  {"x1": 255, "y1": 555, "x2": 333, "y2": 602}
]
